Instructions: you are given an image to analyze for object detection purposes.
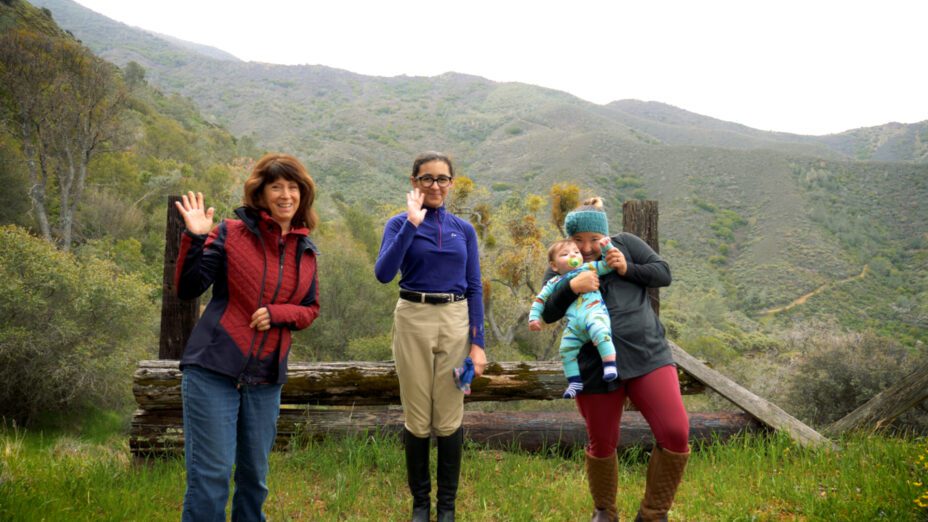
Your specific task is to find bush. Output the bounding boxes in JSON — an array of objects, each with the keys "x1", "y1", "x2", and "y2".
[
  {"x1": 685, "y1": 335, "x2": 737, "y2": 364},
  {"x1": 346, "y1": 333, "x2": 393, "y2": 361},
  {"x1": 785, "y1": 330, "x2": 928, "y2": 431},
  {"x1": 291, "y1": 221, "x2": 396, "y2": 361},
  {"x1": 0, "y1": 226, "x2": 156, "y2": 424}
]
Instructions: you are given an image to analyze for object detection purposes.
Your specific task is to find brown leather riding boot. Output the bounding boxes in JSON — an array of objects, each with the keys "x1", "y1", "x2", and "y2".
[
  {"x1": 635, "y1": 445, "x2": 690, "y2": 522},
  {"x1": 586, "y1": 451, "x2": 619, "y2": 522}
]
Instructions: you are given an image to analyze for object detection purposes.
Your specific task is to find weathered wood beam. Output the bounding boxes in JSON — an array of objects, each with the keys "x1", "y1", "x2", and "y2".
[
  {"x1": 827, "y1": 360, "x2": 928, "y2": 435},
  {"x1": 669, "y1": 341, "x2": 833, "y2": 449},
  {"x1": 129, "y1": 407, "x2": 762, "y2": 457},
  {"x1": 623, "y1": 200, "x2": 660, "y2": 316},
  {"x1": 290, "y1": 409, "x2": 761, "y2": 451},
  {"x1": 159, "y1": 196, "x2": 198, "y2": 360},
  {"x1": 134, "y1": 360, "x2": 704, "y2": 410}
]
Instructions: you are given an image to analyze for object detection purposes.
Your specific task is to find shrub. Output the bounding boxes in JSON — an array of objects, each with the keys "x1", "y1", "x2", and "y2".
[
  {"x1": 785, "y1": 330, "x2": 928, "y2": 431},
  {"x1": 291, "y1": 222, "x2": 396, "y2": 361},
  {"x1": 0, "y1": 226, "x2": 156, "y2": 424},
  {"x1": 77, "y1": 189, "x2": 146, "y2": 241},
  {"x1": 346, "y1": 333, "x2": 393, "y2": 361},
  {"x1": 685, "y1": 335, "x2": 737, "y2": 364}
]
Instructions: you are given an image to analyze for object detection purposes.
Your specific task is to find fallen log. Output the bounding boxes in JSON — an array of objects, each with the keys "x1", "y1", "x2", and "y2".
[
  {"x1": 133, "y1": 360, "x2": 705, "y2": 410},
  {"x1": 130, "y1": 407, "x2": 762, "y2": 457},
  {"x1": 290, "y1": 409, "x2": 762, "y2": 451},
  {"x1": 129, "y1": 407, "x2": 315, "y2": 455}
]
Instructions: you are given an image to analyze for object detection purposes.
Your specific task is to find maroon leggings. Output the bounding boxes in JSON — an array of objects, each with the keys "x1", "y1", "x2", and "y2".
[{"x1": 576, "y1": 364, "x2": 689, "y2": 457}]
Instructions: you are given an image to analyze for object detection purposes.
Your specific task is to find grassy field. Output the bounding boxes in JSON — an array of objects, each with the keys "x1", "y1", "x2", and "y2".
[{"x1": 0, "y1": 413, "x2": 925, "y2": 521}]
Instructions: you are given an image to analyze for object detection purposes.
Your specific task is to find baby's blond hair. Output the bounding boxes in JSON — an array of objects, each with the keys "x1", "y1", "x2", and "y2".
[{"x1": 547, "y1": 239, "x2": 577, "y2": 264}]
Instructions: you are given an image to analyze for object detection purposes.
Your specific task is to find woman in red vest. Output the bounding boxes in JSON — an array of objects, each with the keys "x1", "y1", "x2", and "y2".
[{"x1": 174, "y1": 153, "x2": 321, "y2": 521}]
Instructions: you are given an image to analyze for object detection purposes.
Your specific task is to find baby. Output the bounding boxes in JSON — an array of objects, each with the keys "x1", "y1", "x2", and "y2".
[{"x1": 529, "y1": 237, "x2": 618, "y2": 398}]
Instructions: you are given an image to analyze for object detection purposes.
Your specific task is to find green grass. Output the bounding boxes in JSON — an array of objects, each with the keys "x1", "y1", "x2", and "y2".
[{"x1": 1, "y1": 418, "x2": 925, "y2": 521}]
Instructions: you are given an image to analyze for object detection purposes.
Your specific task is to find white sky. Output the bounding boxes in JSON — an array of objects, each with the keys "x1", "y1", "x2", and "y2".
[{"x1": 73, "y1": 0, "x2": 927, "y2": 136}]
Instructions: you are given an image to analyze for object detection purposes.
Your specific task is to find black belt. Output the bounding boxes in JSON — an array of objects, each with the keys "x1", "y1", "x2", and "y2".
[{"x1": 400, "y1": 290, "x2": 466, "y2": 305}]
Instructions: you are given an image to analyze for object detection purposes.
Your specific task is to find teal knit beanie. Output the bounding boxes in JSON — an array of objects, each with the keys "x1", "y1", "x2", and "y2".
[{"x1": 564, "y1": 209, "x2": 608, "y2": 237}]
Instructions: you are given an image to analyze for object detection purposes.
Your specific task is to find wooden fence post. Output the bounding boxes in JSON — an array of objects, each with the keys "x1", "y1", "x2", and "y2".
[
  {"x1": 622, "y1": 200, "x2": 660, "y2": 316},
  {"x1": 158, "y1": 196, "x2": 198, "y2": 360}
]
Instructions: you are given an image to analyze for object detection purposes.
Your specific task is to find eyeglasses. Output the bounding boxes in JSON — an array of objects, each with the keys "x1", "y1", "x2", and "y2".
[{"x1": 414, "y1": 175, "x2": 452, "y2": 188}]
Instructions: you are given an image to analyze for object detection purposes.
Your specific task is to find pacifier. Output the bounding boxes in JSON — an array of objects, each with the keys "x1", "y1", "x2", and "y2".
[{"x1": 568, "y1": 257, "x2": 581, "y2": 268}]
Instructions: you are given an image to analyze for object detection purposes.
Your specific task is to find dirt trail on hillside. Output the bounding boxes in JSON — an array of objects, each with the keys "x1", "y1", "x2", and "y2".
[{"x1": 762, "y1": 265, "x2": 870, "y2": 316}]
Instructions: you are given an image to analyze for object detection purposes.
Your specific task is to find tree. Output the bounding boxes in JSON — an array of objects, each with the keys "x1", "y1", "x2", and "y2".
[
  {"x1": 332, "y1": 193, "x2": 382, "y2": 261},
  {"x1": 292, "y1": 218, "x2": 397, "y2": 360},
  {"x1": 0, "y1": 29, "x2": 56, "y2": 240},
  {"x1": 124, "y1": 61, "x2": 146, "y2": 89},
  {"x1": 550, "y1": 182, "x2": 580, "y2": 236},
  {"x1": 51, "y1": 42, "x2": 127, "y2": 250},
  {"x1": 474, "y1": 192, "x2": 564, "y2": 359},
  {"x1": 485, "y1": 210, "x2": 546, "y2": 346},
  {"x1": 0, "y1": 29, "x2": 127, "y2": 250}
]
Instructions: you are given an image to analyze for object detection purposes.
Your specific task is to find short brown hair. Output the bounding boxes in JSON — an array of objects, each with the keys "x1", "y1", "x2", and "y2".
[
  {"x1": 243, "y1": 153, "x2": 318, "y2": 232},
  {"x1": 547, "y1": 239, "x2": 576, "y2": 263}
]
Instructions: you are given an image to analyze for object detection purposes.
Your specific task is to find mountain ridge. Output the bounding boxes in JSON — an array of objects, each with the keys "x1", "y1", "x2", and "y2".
[
  {"x1": 30, "y1": 0, "x2": 928, "y2": 163},
  {"x1": 19, "y1": 0, "x2": 928, "y2": 346}
]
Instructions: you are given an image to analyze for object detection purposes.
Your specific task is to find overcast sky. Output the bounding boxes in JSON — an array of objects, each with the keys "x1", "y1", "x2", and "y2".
[{"x1": 73, "y1": 0, "x2": 927, "y2": 136}]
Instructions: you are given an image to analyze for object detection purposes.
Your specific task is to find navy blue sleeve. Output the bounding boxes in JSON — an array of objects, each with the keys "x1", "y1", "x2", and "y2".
[
  {"x1": 374, "y1": 215, "x2": 416, "y2": 283},
  {"x1": 463, "y1": 222, "x2": 485, "y2": 349},
  {"x1": 175, "y1": 222, "x2": 227, "y2": 299}
]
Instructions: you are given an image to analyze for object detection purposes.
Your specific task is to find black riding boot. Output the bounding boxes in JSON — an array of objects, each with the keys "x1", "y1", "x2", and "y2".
[
  {"x1": 436, "y1": 427, "x2": 464, "y2": 522},
  {"x1": 404, "y1": 428, "x2": 431, "y2": 522}
]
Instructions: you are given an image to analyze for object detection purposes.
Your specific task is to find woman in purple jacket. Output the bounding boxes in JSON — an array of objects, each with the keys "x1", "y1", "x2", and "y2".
[{"x1": 375, "y1": 151, "x2": 486, "y2": 522}]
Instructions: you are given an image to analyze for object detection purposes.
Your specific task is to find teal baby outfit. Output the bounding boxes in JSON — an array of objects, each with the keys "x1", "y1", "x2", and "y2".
[{"x1": 529, "y1": 242, "x2": 617, "y2": 381}]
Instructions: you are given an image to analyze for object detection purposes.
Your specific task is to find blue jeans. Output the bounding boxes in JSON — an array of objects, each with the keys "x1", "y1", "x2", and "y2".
[{"x1": 181, "y1": 365, "x2": 282, "y2": 522}]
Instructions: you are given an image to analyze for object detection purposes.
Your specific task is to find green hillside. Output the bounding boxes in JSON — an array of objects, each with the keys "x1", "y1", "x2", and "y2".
[
  {"x1": 818, "y1": 121, "x2": 928, "y2": 162},
  {"x1": 1, "y1": 0, "x2": 250, "y2": 278},
  {"x1": 604, "y1": 100, "x2": 928, "y2": 163},
  {"x1": 20, "y1": 0, "x2": 928, "y2": 352},
  {"x1": 0, "y1": 0, "x2": 67, "y2": 36},
  {"x1": 603, "y1": 100, "x2": 839, "y2": 157}
]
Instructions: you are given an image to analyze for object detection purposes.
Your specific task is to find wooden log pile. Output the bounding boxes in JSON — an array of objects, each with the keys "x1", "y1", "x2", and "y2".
[
  {"x1": 130, "y1": 360, "x2": 762, "y2": 457},
  {"x1": 134, "y1": 360, "x2": 706, "y2": 409},
  {"x1": 131, "y1": 405, "x2": 761, "y2": 457},
  {"x1": 290, "y1": 409, "x2": 760, "y2": 451}
]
